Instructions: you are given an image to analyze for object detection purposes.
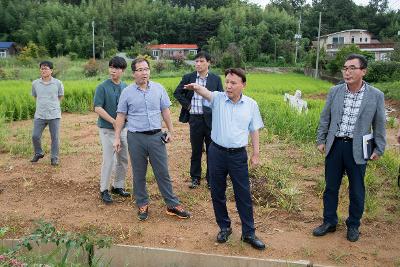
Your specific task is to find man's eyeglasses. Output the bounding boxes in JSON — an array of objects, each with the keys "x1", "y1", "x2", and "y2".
[
  {"x1": 341, "y1": 66, "x2": 363, "y2": 72},
  {"x1": 135, "y1": 68, "x2": 150, "y2": 72},
  {"x1": 40, "y1": 67, "x2": 51, "y2": 71}
]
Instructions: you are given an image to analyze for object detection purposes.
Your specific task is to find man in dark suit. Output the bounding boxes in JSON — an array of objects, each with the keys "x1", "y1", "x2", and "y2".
[
  {"x1": 314, "y1": 54, "x2": 386, "y2": 242},
  {"x1": 174, "y1": 51, "x2": 223, "y2": 189}
]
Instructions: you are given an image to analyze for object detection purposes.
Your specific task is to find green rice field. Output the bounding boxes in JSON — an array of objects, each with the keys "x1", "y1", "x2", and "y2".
[{"x1": 0, "y1": 73, "x2": 331, "y2": 142}]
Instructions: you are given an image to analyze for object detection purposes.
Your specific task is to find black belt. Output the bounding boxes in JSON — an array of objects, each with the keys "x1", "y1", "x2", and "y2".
[
  {"x1": 336, "y1": 136, "x2": 353, "y2": 142},
  {"x1": 212, "y1": 142, "x2": 246, "y2": 153},
  {"x1": 190, "y1": 114, "x2": 204, "y2": 117},
  {"x1": 135, "y1": 129, "x2": 161, "y2": 135}
]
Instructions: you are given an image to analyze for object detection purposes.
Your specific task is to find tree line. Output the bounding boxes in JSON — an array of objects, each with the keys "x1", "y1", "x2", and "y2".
[{"x1": 0, "y1": 0, "x2": 399, "y2": 64}]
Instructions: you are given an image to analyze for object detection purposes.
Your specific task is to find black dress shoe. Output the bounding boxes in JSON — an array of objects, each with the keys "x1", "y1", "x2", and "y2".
[
  {"x1": 188, "y1": 179, "x2": 200, "y2": 189},
  {"x1": 111, "y1": 186, "x2": 130, "y2": 197},
  {"x1": 241, "y1": 234, "x2": 266, "y2": 250},
  {"x1": 100, "y1": 190, "x2": 113, "y2": 204},
  {"x1": 217, "y1": 228, "x2": 232, "y2": 243},
  {"x1": 347, "y1": 227, "x2": 360, "y2": 242},
  {"x1": 30, "y1": 154, "x2": 44, "y2": 163},
  {"x1": 312, "y1": 223, "x2": 336, "y2": 236}
]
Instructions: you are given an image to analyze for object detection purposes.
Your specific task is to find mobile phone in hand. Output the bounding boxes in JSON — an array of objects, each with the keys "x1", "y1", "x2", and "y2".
[{"x1": 161, "y1": 132, "x2": 168, "y2": 144}]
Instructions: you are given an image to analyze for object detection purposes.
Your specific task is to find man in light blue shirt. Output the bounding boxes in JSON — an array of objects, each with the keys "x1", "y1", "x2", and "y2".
[
  {"x1": 184, "y1": 68, "x2": 266, "y2": 250},
  {"x1": 113, "y1": 57, "x2": 190, "y2": 221}
]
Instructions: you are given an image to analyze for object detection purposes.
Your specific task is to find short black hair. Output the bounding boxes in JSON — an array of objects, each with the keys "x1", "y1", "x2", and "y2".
[
  {"x1": 39, "y1": 61, "x2": 53, "y2": 69},
  {"x1": 131, "y1": 57, "x2": 150, "y2": 72},
  {"x1": 345, "y1": 54, "x2": 368, "y2": 69},
  {"x1": 224, "y1": 68, "x2": 246, "y2": 83},
  {"x1": 109, "y1": 56, "x2": 127, "y2": 69},
  {"x1": 195, "y1": 51, "x2": 211, "y2": 62}
]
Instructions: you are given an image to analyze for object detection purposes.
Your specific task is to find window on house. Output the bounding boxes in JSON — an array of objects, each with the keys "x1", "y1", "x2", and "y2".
[
  {"x1": 332, "y1": 37, "x2": 344, "y2": 44},
  {"x1": 189, "y1": 50, "x2": 197, "y2": 55},
  {"x1": 351, "y1": 37, "x2": 355, "y2": 43},
  {"x1": 360, "y1": 38, "x2": 362, "y2": 42},
  {"x1": 152, "y1": 50, "x2": 159, "y2": 57},
  {"x1": 365, "y1": 38, "x2": 368, "y2": 42},
  {"x1": 0, "y1": 51, "x2": 6, "y2": 58}
]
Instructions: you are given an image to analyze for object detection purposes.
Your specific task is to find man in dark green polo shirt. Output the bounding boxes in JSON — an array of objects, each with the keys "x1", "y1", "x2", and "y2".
[{"x1": 94, "y1": 56, "x2": 130, "y2": 204}]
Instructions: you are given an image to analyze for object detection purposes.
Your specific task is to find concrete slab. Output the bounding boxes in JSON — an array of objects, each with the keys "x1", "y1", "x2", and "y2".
[{"x1": 96, "y1": 244, "x2": 313, "y2": 267}]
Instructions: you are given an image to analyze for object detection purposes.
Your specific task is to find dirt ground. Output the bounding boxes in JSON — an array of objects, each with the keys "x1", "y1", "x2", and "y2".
[{"x1": 0, "y1": 109, "x2": 399, "y2": 267}]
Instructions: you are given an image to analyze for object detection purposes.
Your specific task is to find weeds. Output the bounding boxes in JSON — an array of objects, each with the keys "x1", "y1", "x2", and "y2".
[
  {"x1": 328, "y1": 249, "x2": 349, "y2": 265},
  {"x1": 249, "y1": 161, "x2": 301, "y2": 212},
  {"x1": 4, "y1": 220, "x2": 113, "y2": 266}
]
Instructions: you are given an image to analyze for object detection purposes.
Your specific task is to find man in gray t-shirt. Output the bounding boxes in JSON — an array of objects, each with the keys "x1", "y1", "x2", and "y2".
[{"x1": 31, "y1": 61, "x2": 64, "y2": 166}]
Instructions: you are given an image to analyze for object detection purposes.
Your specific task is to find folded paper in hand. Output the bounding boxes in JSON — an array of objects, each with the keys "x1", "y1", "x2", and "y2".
[{"x1": 362, "y1": 133, "x2": 375, "y2": 160}]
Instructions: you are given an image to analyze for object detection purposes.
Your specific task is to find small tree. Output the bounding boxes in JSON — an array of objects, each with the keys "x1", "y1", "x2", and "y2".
[
  {"x1": 83, "y1": 58, "x2": 101, "y2": 77},
  {"x1": 17, "y1": 42, "x2": 48, "y2": 62}
]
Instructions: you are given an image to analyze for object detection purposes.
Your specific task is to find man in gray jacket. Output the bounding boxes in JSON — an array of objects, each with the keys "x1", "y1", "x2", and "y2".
[{"x1": 313, "y1": 54, "x2": 386, "y2": 242}]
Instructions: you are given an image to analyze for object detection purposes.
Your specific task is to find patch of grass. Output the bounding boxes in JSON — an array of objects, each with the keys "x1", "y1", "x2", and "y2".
[
  {"x1": 328, "y1": 249, "x2": 350, "y2": 265},
  {"x1": 250, "y1": 160, "x2": 301, "y2": 212},
  {"x1": 298, "y1": 246, "x2": 314, "y2": 258}
]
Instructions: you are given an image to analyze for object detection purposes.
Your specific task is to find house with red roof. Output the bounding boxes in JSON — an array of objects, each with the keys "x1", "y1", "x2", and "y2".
[{"x1": 148, "y1": 44, "x2": 198, "y2": 60}]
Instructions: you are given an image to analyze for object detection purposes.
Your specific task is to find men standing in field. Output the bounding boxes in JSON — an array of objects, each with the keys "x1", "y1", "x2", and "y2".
[
  {"x1": 184, "y1": 68, "x2": 266, "y2": 250},
  {"x1": 94, "y1": 56, "x2": 130, "y2": 204},
  {"x1": 31, "y1": 61, "x2": 64, "y2": 166},
  {"x1": 174, "y1": 51, "x2": 223, "y2": 189},
  {"x1": 113, "y1": 57, "x2": 190, "y2": 221},
  {"x1": 314, "y1": 54, "x2": 386, "y2": 242}
]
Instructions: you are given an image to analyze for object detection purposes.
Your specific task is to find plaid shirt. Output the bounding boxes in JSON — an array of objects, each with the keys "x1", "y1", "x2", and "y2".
[
  {"x1": 189, "y1": 73, "x2": 208, "y2": 114},
  {"x1": 336, "y1": 83, "x2": 365, "y2": 138}
]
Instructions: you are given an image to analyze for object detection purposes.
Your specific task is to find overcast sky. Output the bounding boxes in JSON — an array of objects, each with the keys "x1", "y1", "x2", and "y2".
[{"x1": 247, "y1": 0, "x2": 400, "y2": 10}]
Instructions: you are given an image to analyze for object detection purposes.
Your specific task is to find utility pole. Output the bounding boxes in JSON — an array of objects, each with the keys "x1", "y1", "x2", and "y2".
[
  {"x1": 314, "y1": 12, "x2": 321, "y2": 79},
  {"x1": 92, "y1": 21, "x2": 95, "y2": 60},
  {"x1": 294, "y1": 13, "x2": 302, "y2": 64},
  {"x1": 102, "y1": 40, "x2": 105, "y2": 59}
]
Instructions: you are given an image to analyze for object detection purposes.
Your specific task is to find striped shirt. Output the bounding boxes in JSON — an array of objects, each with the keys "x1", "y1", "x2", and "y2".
[
  {"x1": 189, "y1": 73, "x2": 208, "y2": 114},
  {"x1": 336, "y1": 83, "x2": 365, "y2": 138}
]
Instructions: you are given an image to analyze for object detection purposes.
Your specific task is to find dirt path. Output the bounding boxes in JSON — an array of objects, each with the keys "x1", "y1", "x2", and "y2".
[{"x1": 0, "y1": 109, "x2": 399, "y2": 267}]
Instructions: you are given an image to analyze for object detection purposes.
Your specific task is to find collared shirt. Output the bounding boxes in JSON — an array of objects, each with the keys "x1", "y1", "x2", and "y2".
[
  {"x1": 189, "y1": 73, "x2": 208, "y2": 114},
  {"x1": 336, "y1": 83, "x2": 365, "y2": 138},
  {"x1": 94, "y1": 79, "x2": 127, "y2": 129},
  {"x1": 210, "y1": 91, "x2": 264, "y2": 148},
  {"x1": 117, "y1": 81, "x2": 171, "y2": 132},
  {"x1": 31, "y1": 77, "x2": 64, "y2": 120}
]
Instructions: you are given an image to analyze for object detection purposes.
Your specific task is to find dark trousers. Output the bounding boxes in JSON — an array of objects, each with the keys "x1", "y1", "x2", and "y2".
[
  {"x1": 208, "y1": 142, "x2": 255, "y2": 236},
  {"x1": 189, "y1": 115, "x2": 211, "y2": 184},
  {"x1": 323, "y1": 138, "x2": 367, "y2": 228}
]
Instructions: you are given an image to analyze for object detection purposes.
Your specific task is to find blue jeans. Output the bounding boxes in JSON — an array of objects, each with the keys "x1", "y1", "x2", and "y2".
[
  {"x1": 323, "y1": 138, "x2": 367, "y2": 228},
  {"x1": 208, "y1": 142, "x2": 255, "y2": 236}
]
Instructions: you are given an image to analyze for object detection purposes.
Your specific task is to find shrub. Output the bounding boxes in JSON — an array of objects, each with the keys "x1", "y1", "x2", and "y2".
[
  {"x1": 83, "y1": 58, "x2": 101, "y2": 77},
  {"x1": 68, "y1": 52, "x2": 78, "y2": 61},
  {"x1": 172, "y1": 53, "x2": 185, "y2": 69},
  {"x1": 365, "y1": 61, "x2": 400, "y2": 82},
  {"x1": 326, "y1": 44, "x2": 373, "y2": 75},
  {"x1": 17, "y1": 41, "x2": 48, "y2": 63},
  {"x1": 153, "y1": 60, "x2": 167, "y2": 73}
]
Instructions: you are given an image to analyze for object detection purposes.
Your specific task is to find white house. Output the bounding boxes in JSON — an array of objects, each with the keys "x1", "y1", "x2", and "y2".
[
  {"x1": 148, "y1": 44, "x2": 198, "y2": 60},
  {"x1": 316, "y1": 29, "x2": 394, "y2": 61}
]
